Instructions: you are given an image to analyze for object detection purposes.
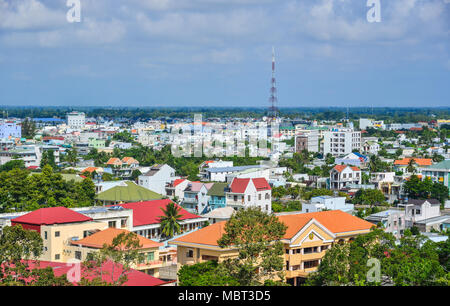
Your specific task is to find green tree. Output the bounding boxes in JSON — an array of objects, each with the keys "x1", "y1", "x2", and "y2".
[
  {"x1": 352, "y1": 189, "x2": 386, "y2": 208},
  {"x1": 217, "y1": 207, "x2": 287, "y2": 286},
  {"x1": 158, "y1": 202, "x2": 183, "y2": 239},
  {"x1": 21, "y1": 118, "x2": 36, "y2": 139},
  {"x1": 178, "y1": 260, "x2": 239, "y2": 286}
]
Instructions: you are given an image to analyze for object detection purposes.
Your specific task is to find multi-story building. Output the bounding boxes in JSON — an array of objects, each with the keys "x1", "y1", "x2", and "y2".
[
  {"x1": 301, "y1": 196, "x2": 354, "y2": 213},
  {"x1": 138, "y1": 164, "x2": 177, "y2": 195},
  {"x1": 329, "y1": 165, "x2": 361, "y2": 190},
  {"x1": 165, "y1": 179, "x2": 190, "y2": 200},
  {"x1": 225, "y1": 178, "x2": 272, "y2": 213},
  {"x1": 66, "y1": 112, "x2": 86, "y2": 129},
  {"x1": 394, "y1": 158, "x2": 432, "y2": 175},
  {"x1": 421, "y1": 160, "x2": 450, "y2": 195},
  {"x1": 181, "y1": 182, "x2": 213, "y2": 214},
  {"x1": 0, "y1": 120, "x2": 21, "y2": 139},
  {"x1": 295, "y1": 130, "x2": 319, "y2": 153},
  {"x1": 400, "y1": 199, "x2": 450, "y2": 232},
  {"x1": 369, "y1": 172, "x2": 403, "y2": 204},
  {"x1": 323, "y1": 128, "x2": 361, "y2": 157},
  {"x1": 171, "y1": 210, "x2": 374, "y2": 286}
]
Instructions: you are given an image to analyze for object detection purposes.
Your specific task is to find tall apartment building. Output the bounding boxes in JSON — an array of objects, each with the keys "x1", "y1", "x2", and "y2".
[
  {"x1": 66, "y1": 112, "x2": 86, "y2": 129},
  {"x1": 295, "y1": 130, "x2": 319, "y2": 153},
  {"x1": 323, "y1": 128, "x2": 361, "y2": 157}
]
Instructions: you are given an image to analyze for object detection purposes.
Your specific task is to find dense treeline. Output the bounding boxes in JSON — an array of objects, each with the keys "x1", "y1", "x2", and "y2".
[
  {"x1": 0, "y1": 165, "x2": 96, "y2": 213},
  {"x1": 1, "y1": 106, "x2": 449, "y2": 122}
]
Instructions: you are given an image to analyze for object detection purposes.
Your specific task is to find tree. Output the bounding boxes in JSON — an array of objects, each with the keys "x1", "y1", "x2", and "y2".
[
  {"x1": 21, "y1": 118, "x2": 36, "y2": 139},
  {"x1": 178, "y1": 260, "x2": 239, "y2": 286},
  {"x1": 217, "y1": 207, "x2": 287, "y2": 286},
  {"x1": 66, "y1": 147, "x2": 78, "y2": 167},
  {"x1": 158, "y1": 202, "x2": 183, "y2": 239},
  {"x1": 403, "y1": 175, "x2": 449, "y2": 204},
  {"x1": 406, "y1": 159, "x2": 416, "y2": 174},
  {"x1": 85, "y1": 232, "x2": 145, "y2": 286},
  {"x1": 0, "y1": 160, "x2": 25, "y2": 172},
  {"x1": 352, "y1": 189, "x2": 386, "y2": 208},
  {"x1": 40, "y1": 150, "x2": 57, "y2": 169}
]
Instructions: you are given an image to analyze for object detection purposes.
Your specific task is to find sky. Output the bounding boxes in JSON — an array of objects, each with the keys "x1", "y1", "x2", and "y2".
[{"x1": 0, "y1": 0, "x2": 449, "y2": 108}]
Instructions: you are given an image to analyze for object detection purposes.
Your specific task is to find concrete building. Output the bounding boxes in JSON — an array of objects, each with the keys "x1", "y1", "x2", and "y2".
[
  {"x1": 323, "y1": 128, "x2": 361, "y2": 157},
  {"x1": 0, "y1": 120, "x2": 21, "y2": 139},
  {"x1": 295, "y1": 130, "x2": 319, "y2": 153},
  {"x1": 66, "y1": 112, "x2": 86, "y2": 129},
  {"x1": 138, "y1": 164, "x2": 177, "y2": 195},
  {"x1": 302, "y1": 196, "x2": 354, "y2": 214},
  {"x1": 421, "y1": 160, "x2": 450, "y2": 195},
  {"x1": 329, "y1": 165, "x2": 361, "y2": 190},
  {"x1": 226, "y1": 178, "x2": 272, "y2": 214}
]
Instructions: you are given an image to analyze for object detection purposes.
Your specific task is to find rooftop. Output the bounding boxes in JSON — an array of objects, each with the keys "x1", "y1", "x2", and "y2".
[{"x1": 11, "y1": 207, "x2": 93, "y2": 226}]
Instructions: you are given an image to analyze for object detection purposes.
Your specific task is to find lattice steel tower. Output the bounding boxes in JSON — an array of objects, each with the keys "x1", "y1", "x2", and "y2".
[{"x1": 268, "y1": 47, "x2": 279, "y2": 120}]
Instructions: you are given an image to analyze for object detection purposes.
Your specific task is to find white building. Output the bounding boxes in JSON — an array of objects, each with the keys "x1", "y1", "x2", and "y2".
[
  {"x1": 66, "y1": 112, "x2": 86, "y2": 129},
  {"x1": 138, "y1": 164, "x2": 177, "y2": 195},
  {"x1": 329, "y1": 165, "x2": 361, "y2": 190},
  {"x1": 323, "y1": 128, "x2": 361, "y2": 157},
  {"x1": 302, "y1": 196, "x2": 354, "y2": 214},
  {"x1": 226, "y1": 177, "x2": 272, "y2": 213}
]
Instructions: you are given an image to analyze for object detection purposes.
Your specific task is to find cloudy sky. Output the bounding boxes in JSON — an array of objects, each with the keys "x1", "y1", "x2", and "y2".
[{"x1": 0, "y1": 0, "x2": 449, "y2": 108}]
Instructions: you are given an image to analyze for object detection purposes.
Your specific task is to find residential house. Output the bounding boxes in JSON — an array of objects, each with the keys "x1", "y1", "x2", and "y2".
[
  {"x1": 400, "y1": 199, "x2": 450, "y2": 232},
  {"x1": 421, "y1": 160, "x2": 450, "y2": 196},
  {"x1": 301, "y1": 196, "x2": 354, "y2": 213},
  {"x1": 165, "y1": 179, "x2": 190, "y2": 200},
  {"x1": 226, "y1": 178, "x2": 272, "y2": 214},
  {"x1": 181, "y1": 182, "x2": 213, "y2": 214},
  {"x1": 206, "y1": 182, "x2": 229, "y2": 212},
  {"x1": 139, "y1": 164, "x2": 177, "y2": 195},
  {"x1": 369, "y1": 172, "x2": 403, "y2": 204},
  {"x1": 365, "y1": 209, "x2": 406, "y2": 238},
  {"x1": 329, "y1": 165, "x2": 361, "y2": 190},
  {"x1": 394, "y1": 158, "x2": 432, "y2": 175}
]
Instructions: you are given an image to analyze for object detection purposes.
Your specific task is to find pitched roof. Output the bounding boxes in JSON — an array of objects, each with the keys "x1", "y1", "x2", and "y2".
[
  {"x1": 278, "y1": 210, "x2": 374, "y2": 239},
  {"x1": 426, "y1": 160, "x2": 450, "y2": 170},
  {"x1": 207, "y1": 182, "x2": 229, "y2": 196},
  {"x1": 106, "y1": 158, "x2": 122, "y2": 166},
  {"x1": 96, "y1": 181, "x2": 163, "y2": 202},
  {"x1": 394, "y1": 158, "x2": 432, "y2": 166},
  {"x1": 172, "y1": 179, "x2": 186, "y2": 187},
  {"x1": 122, "y1": 157, "x2": 139, "y2": 165},
  {"x1": 71, "y1": 227, "x2": 162, "y2": 249},
  {"x1": 21, "y1": 260, "x2": 169, "y2": 286},
  {"x1": 407, "y1": 199, "x2": 441, "y2": 205},
  {"x1": 173, "y1": 210, "x2": 374, "y2": 247},
  {"x1": 230, "y1": 178, "x2": 250, "y2": 193},
  {"x1": 11, "y1": 207, "x2": 92, "y2": 226},
  {"x1": 333, "y1": 165, "x2": 360, "y2": 172},
  {"x1": 252, "y1": 178, "x2": 271, "y2": 191},
  {"x1": 111, "y1": 199, "x2": 203, "y2": 227}
]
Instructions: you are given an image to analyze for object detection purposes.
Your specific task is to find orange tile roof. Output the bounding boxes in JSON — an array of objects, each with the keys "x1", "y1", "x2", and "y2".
[
  {"x1": 172, "y1": 210, "x2": 374, "y2": 247},
  {"x1": 106, "y1": 158, "x2": 122, "y2": 165},
  {"x1": 278, "y1": 210, "x2": 374, "y2": 239},
  {"x1": 394, "y1": 158, "x2": 432, "y2": 166},
  {"x1": 71, "y1": 228, "x2": 162, "y2": 249},
  {"x1": 82, "y1": 167, "x2": 98, "y2": 173},
  {"x1": 333, "y1": 165, "x2": 360, "y2": 173}
]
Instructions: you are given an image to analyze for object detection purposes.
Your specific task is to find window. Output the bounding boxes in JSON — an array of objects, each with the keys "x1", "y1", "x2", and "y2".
[
  {"x1": 75, "y1": 251, "x2": 82, "y2": 260},
  {"x1": 304, "y1": 260, "x2": 319, "y2": 269},
  {"x1": 147, "y1": 252, "x2": 154, "y2": 262},
  {"x1": 44, "y1": 231, "x2": 48, "y2": 240},
  {"x1": 234, "y1": 195, "x2": 237, "y2": 202},
  {"x1": 285, "y1": 249, "x2": 290, "y2": 254},
  {"x1": 55, "y1": 231, "x2": 60, "y2": 237},
  {"x1": 258, "y1": 194, "x2": 261, "y2": 201},
  {"x1": 121, "y1": 219, "x2": 127, "y2": 228},
  {"x1": 187, "y1": 249, "x2": 194, "y2": 258},
  {"x1": 248, "y1": 195, "x2": 251, "y2": 201},
  {"x1": 265, "y1": 193, "x2": 270, "y2": 200},
  {"x1": 55, "y1": 254, "x2": 60, "y2": 260},
  {"x1": 108, "y1": 221, "x2": 116, "y2": 228}
]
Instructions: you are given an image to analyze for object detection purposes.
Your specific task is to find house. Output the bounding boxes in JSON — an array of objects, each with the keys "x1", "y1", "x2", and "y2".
[
  {"x1": 95, "y1": 181, "x2": 163, "y2": 205},
  {"x1": 329, "y1": 165, "x2": 361, "y2": 190},
  {"x1": 11, "y1": 207, "x2": 108, "y2": 263},
  {"x1": 171, "y1": 210, "x2": 374, "y2": 286},
  {"x1": 421, "y1": 160, "x2": 450, "y2": 195},
  {"x1": 202, "y1": 207, "x2": 235, "y2": 224},
  {"x1": 365, "y1": 209, "x2": 406, "y2": 238},
  {"x1": 69, "y1": 227, "x2": 165, "y2": 277},
  {"x1": 226, "y1": 178, "x2": 272, "y2": 213},
  {"x1": 105, "y1": 157, "x2": 140, "y2": 178},
  {"x1": 111, "y1": 199, "x2": 208, "y2": 241},
  {"x1": 335, "y1": 152, "x2": 368, "y2": 168},
  {"x1": 181, "y1": 182, "x2": 213, "y2": 214},
  {"x1": 138, "y1": 164, "x2": 177, "y2": 195},
  {"x1": 400, "y1": 199, "x2": 450, "y2": 232},
  {"x1": 165, "y1": 179, "x2": 190, "y2": 200},
  {"x1": 301, "y1": 196, "x2": 354, "y2": 214},
  {"x1": 362, "y1": 140, "x2": 380, "y2": 155},
  {"x1": 206, "y1": 182, "x2": 229, "y2": 212},
  {"x1": 369, "y1": 172, "x2": 403, "y2": 204},
  {"x1": 394, "y1": 158, "x2": 432, "y2": 174},
  {"x1": 202, "y1": 165, "x2": 262, "y2": 182}
]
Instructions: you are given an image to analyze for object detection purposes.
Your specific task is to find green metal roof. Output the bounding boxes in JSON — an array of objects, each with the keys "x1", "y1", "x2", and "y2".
[
  {"x1": 426, "y1": 160, "x2": 450, "y2": 171},
  {"x1": 96, "y1": 181, "x2": 163, "y2": 202},
  {"x1": 207, "y1": 182, "x2": 228, "y2": 197}
]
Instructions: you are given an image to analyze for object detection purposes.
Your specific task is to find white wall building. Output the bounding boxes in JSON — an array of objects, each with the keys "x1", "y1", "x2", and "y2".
[
  {"x1": 323, "y1": 128, "x2": 361, "y2": 157},
  {"x1": 138, "y1": 164, "x2": 177, "y2": 195},
  {"x1": 66, "y1": 112, "x2": 86, "y2": 129}
]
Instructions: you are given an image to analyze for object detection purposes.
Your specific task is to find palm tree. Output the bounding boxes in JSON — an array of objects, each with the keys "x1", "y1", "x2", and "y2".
[
  {"x1": 406, "y1": 159, "x2": 416, "y2": 174},
  {"x1": 159, "y1": 202, "x2": 183, "y2": 240}
]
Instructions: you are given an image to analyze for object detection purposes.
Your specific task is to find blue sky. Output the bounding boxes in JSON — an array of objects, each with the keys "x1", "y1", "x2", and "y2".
[{"x1": 0, "y1": 0, "x2": 449, "y2": 108}]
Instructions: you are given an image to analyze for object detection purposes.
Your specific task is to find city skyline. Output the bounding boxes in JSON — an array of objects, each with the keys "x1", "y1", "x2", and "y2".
[{"x1": 0, "y1": 0, "x2": 449, "y2": 108}]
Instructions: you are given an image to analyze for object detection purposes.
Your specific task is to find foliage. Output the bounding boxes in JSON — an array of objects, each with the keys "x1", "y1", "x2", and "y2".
[
  {"x1": 178, "y1": 260, "x2": 240, "y2": 286},
  {"x1": 21, "y1": 118, "x2": 36, "y2": 139},
  {"x1": 158, "y1": 202, "x2": 183, "y2": 239},
  {"x1": 0, "y1": 165, "x2": 96, "y2": 212},
  {"x1": 403, "y1": 175, "x2": 449, "y2": 204},
  {"x1": 217, "y1": 207, "x2": 287, "y2": 286},
  {"x1": 352, "y1": 189, "x2": 387, "y2": 207},
  {"x1": 0, "y1": 160, "x2": 25, "y2": 172}
]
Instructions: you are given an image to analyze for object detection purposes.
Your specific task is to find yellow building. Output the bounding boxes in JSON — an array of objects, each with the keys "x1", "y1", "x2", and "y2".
[
  {"x1": 171, "y1": 210, "x2": 374, "y2": 285},
  {"x1": 69, "y1": 227, "x2": 164, "y2": 277}
]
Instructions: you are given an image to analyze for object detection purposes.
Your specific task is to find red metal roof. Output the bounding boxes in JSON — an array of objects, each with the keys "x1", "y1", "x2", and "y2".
[
  {"x1": 172, "y1": 179, "x2": 186, "y2": 187},
  {"x1": 230, "y1": 178, "x2": 250, "y2": 193},
  {"x1": 111, "y1": 199, "x2": 203, "y2": 227},
  {"x1": 11, "y1": 260, "x2": 170, "y2": 286},
  {"x1": 11, "y1": 207, "x2": 93, "y2": 226},
  {"x1": 252, "y1": 178, "x2": 271, "y2": 191}
]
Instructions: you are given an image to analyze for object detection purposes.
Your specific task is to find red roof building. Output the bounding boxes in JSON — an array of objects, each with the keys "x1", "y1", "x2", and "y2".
[{"x1": 11, "y1": 207, "x2": 93, "y2": 233}]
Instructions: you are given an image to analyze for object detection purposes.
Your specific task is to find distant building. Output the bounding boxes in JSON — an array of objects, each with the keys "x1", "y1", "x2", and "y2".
[
  {"x1": 421, "y1": 160, "x2": 450, "y2": 195},
  {"x1": 329, "y1": 165, "x2": 361, "y2": 190},
  {"x1": 323, "y1": 128, "x2": 361, "y2": 157},
  {"x1": 138, "y1": 164, "x2": 176, "y2": 195},
  {"x1": 302, "y1": 196, "x2": 354, "y2": 214},
  {"x1": 66, "y1": 112, "x2": 86, "y2": 129},
  {"x1": 295, "y1": 130, "x2": 319, "y2": 153},
  {"x1": 0, "y1": 120, "x2": 21, "y2": 139}
]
